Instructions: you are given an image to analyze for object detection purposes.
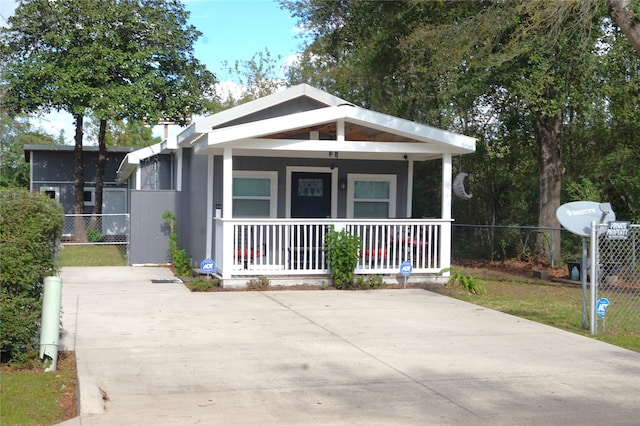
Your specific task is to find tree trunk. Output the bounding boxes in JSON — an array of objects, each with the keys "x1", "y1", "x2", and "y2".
[
  {"x1": 89, "y1": 119, "x2": 107, "y2": 232},
  {"x1": 607, "y1": 0, "x2": 640, "y2": 55},
  {"x1": 73, "y1": 114, "x2": 87, "y2": 242},
  {"x1": 533, "y1": 112, "x2": 563, "y2": 265}
]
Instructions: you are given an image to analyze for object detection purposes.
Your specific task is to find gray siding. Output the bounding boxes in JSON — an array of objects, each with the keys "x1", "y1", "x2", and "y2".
[
  {"x1": 130, "y1": 190, "x2": 179, "y2": 264},
  {"x1": 139, "y1": 154, "x2": 175, "y2": 190},
  {"x1": 232, "y1": 156, "x2": 410, "y2": 218},
  {"x1": 213, "y1": 97, "x2": 327, "y2": 129},
  {"x1": 28, "y1": 147, "x2": 130, "y2": 214},
  {"x1": 179, "y1": 148, "x2": 209, "y2": 267}
]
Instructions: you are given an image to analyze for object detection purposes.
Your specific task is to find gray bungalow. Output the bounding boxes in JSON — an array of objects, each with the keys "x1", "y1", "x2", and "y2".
[
  {"x1": 116, "y1": 84, "x2": 476, "y2": 286},
  {"x1": 25, "y1": 144, "x2": 134, "y2": 238}
]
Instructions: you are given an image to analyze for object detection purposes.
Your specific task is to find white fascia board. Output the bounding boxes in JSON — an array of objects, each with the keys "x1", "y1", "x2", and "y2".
[
  {"x1": 176, "y1": 123, "x2": 198, "y2": 147},
  {"x1": 194, "y1": 147, "x2": 442, "y2": 162},
  {"x1": 197, "y1": 104, "x2": 475, "y2": 154},
  {"x1": 115, "y1": 142, "x2": 165, "y2": 182},
  {"x1": 206, "y1": 138, "x2": 469, "y2": 155},
  {"x1": 344, "y1": 108, "x2": 477, "y2": 152},
  {"x1": 200, "y1": 106, "x2": 348, "y2": 146},
  {"x1": 193, "y1": 84, "x2": 350, "y2": 132},
  {"x1": 161, "y1": 135, "x2": 178, "y2": 151},
  {"x1": 116, "y1": 156, "x2": 137, "y2": 182}
]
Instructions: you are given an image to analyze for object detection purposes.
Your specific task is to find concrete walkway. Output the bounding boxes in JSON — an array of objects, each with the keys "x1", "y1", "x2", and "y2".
[{"x1": 58, "y1": 266, "x2": 640, "y2": 425}]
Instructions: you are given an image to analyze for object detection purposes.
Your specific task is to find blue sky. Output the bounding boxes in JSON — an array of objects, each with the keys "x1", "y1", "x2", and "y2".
[
  {"x1": 0, "y1": 0, "x2": 303, "y2": 141},
  {"x1": 187, "y1": 0, "x2": 302, "y2": 79}
]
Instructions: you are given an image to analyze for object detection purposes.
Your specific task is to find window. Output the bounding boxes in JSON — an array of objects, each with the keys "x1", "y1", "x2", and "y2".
[
  {"x1": 347, "y1": 174, "x2": 397, "y2": 218},
  {"x1": 83, "y1": 188, "x2": 95, "y2": 206},
  {"x1": 40, "y1": 186, "x2": 60, "y2": 203},
  {"x1": 232, "y1": 171, "x2": 277, "y2": 218}
]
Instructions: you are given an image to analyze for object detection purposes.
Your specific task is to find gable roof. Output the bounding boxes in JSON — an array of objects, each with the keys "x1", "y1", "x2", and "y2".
[
  {"x1": 185, "y1": 84, "x2": 475, "y2": 161},
  {"x1": 118, "y1": 84, "x2": 476, "y2": 181}
]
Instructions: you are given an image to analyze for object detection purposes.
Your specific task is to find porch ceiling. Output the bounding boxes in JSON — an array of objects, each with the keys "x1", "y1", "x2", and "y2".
[{"x1": 265, "y1": 122, "x2": 418, "y2": 143}]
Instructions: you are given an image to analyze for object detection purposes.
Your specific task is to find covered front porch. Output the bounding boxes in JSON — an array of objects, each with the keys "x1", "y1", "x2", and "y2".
[{"x1": 215, "y1": 218, "x2": 450, "y2": 284}]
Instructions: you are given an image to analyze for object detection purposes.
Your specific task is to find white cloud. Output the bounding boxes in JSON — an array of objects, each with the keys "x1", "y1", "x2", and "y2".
[{"x1": 31, "y1": 111, "x2": 79, "y2": 144}]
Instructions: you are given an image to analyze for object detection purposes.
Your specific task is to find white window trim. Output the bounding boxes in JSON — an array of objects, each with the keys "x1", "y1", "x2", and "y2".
[
  {"x1": 40, "y1": 186, "x2": 60, "y2": 203},
  {"x1": 232, "y1": 170, "x2": 278, "y2": 218},
  {"x1": 83, "y1": 187, "x2": 96, "y2": 206},
  {"x1": 346, "y1": 174, "x2": 397, "y2": 219}
]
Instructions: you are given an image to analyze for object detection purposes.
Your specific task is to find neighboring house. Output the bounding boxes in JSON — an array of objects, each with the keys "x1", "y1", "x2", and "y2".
[
  {"x1": 25, "y1": 144, "x2": 134, "y2": 238},
  {"x1": 117, "y1": 84, "x2": 477, "y2": 286}
]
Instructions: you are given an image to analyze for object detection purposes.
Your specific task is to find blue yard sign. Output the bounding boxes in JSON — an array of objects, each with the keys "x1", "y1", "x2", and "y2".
[
  {"x1": 200, "y1": 258, "x2": 216, "y2": 274},
  {"x1": 400, "y1": 261, "x2": 412, "y2": 289},
  {"x1": 400, "y1": 261, "x2": 413, "y2": 277},
  {"x1": 596, "y1": 298, "x2": 610, "y2": 318}
]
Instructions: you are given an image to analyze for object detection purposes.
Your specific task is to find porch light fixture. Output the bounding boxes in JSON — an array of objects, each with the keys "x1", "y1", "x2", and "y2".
[{"x1": 339, "y1": 178, "x2": 347, "y2": 190}]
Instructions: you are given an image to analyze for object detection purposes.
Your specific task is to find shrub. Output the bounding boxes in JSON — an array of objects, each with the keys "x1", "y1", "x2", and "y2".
[
  {"x1": 247, "y1": 275, "x2": 270, "y2": 290},
  {"x1": 187, "y1": 277, "x2": 220, "y2": 292},
  {"x1": 161, "y1": 210, "x2": 193, "y2": 277},
  {"x1": 354, "y1": 274, "x2": 385, "y2": 290},
  {"x1": 323, "y1": 227, "x2": 361, "y2": 289},
  {"x1": 0, "y1": 189, "x2": 63, "y2": 364},
  {"x1": 437, "y1": 267, "x2": 486, "y2": 295},
  {"x1": 86, "y1": 227, "x2": 102, "y2": 243}
]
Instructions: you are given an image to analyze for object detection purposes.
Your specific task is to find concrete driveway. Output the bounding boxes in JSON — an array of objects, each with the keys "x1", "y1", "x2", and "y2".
[{"x1": 58, "y1": 266, "x2": 640, "y2": 425}]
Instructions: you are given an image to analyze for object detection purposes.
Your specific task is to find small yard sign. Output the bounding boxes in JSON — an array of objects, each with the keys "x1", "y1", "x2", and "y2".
[
  {"x1": 400, "y1": 261, "x2": 413, "y2": 277},
  {"x1": 596, "y1": 298, "x2": 610, "y2": 318},
  {"x1": 200, "y1": 258, "x2": 216, "y2": 274},
  {"x1": 400, "y1": 261, "x2": 412, "y2": 289}
]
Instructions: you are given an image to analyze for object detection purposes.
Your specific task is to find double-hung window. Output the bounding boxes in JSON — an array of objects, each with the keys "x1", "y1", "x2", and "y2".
[
  {"x1": 347, "y1": 174, "x2": 397, "y2": 218},
  {"x1": 232, "y1": 171, "x2": 277, "y2": 218}
]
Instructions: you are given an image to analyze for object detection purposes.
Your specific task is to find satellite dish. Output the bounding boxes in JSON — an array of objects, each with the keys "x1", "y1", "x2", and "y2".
[
  {"x1": 453, "y1": 173, "x2": 473, "y2": 200},
  {"x1": 556, "y1": 201, "x2": 615, "y2": 237}
]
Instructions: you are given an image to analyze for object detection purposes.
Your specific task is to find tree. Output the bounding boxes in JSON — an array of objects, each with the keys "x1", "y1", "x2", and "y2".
[
  {"x1": 218, "y1": 49, "x2": 288, "y2": 108},
  {"x1": 283, "y1": 0, "x2": 639, "y2": 263},
  {"x1": 0, "y1": 112, "x2": 62, "y2": 188},
  {"x1": 1, "y1": 0, "x2": 216, "y2": 240},
  {"x1": 607, "y1": 0, "x2": 640, "y2": 54}
]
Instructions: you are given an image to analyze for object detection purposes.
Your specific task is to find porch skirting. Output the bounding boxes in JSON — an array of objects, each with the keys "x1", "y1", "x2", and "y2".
[{"x1": 214, "y1": 273, "x2": 448, "y2": 290}]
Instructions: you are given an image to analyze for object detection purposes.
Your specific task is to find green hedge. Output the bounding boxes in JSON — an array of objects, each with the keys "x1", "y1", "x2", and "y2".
[{"x1": 0, "y1": 188, "x2": 63, "y2": 364}]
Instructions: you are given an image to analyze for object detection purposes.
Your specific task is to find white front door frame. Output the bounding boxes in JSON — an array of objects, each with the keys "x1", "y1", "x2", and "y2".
[{"x1": 285, "y1": 166, "x2": 338, "y2": 218}]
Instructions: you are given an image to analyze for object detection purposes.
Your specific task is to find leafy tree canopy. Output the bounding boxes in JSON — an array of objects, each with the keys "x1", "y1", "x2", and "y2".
[
  {"x1": 0, "y1": 112, "x2": 61, "y2": 188},
  {"x1": 1, "y1": 0, "x2": 217, "y2": 124}
]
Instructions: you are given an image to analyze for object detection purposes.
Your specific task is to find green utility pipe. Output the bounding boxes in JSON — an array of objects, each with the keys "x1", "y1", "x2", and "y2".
[{"x1": 39, "y1": 276, "x2": 62, "y2": 372}]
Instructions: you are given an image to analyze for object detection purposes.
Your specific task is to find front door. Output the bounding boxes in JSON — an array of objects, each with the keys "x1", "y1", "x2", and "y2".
[{"x1": 290, "y1": 172, "x2": 332, "y2": 218}]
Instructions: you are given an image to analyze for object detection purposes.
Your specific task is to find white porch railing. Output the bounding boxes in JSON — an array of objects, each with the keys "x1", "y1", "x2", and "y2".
[{"x1": 214, "y1": 219, "x2": 450, "y2": 278}]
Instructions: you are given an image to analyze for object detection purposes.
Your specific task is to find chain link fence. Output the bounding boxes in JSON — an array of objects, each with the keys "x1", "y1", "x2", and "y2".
[
  {"x1": 451, "y1": 224, "x2": 576, "y2": 267},
  {"x1": 594, "y1": 223, "x2": 640, "y2": 335},
  {"x1": 62, "y1": 214, "x2": 130, "y2": 262}
]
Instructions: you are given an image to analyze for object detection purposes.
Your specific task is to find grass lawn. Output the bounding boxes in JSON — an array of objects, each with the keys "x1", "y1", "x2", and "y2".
[
  {"x1": 430, "y1": 266, "x2": 640, "y2": 352},
  {"x1": 0, "y1": 352, "x2": 77, "y2": 425},
  {"x1": 59, "y1": 244, "x2": 127, "y2": 266}
]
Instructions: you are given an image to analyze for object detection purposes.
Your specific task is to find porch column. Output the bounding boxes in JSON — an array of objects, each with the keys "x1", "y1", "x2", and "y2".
[
  {"x1": 221, "y1": 148, "x2": 234, "y2": 278},
  {"x1": 441, "y1": 154, "x2": 452, "y2": 270},
  {"x1": 176, "y1": 147, "x2": 183, "y2": 192},
  {"x1": 406, "y1": 159, "x2": 414, "y2": 218},
  {"x1": 205, "y1": 153, "x2": 214, "y2": 258}
]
